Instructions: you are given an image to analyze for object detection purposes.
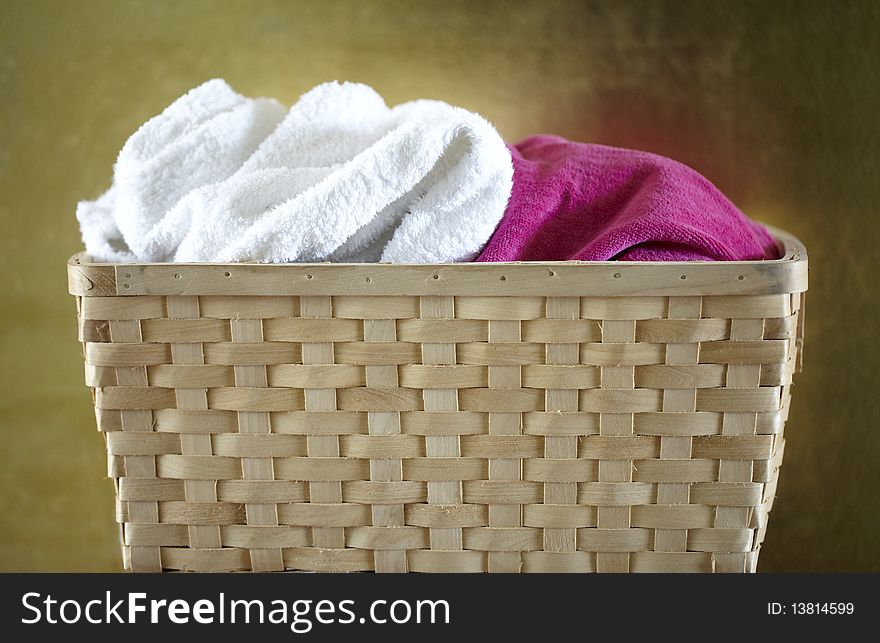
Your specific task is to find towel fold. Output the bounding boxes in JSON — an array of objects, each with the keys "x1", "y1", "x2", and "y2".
[
  {"x1": 77, "y1": 79, "x2": 513, "y2": 264},
  {"x1": 477, "y1": 135, "x2": 779, "y2": 263}
]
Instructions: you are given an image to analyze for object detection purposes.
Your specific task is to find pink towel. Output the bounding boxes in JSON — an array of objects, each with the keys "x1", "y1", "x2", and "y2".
[{"x1": 477, "y1": 135, "x2": 780, "y2": 262}]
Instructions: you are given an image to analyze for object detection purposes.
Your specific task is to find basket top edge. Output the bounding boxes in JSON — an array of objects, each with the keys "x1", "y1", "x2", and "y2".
[
  {"x1": 67, "y1": 227, "x2": 807, "y2": 297},
  {"x1": 68, "y1": 227, "x2": 806, "y2": 268}
]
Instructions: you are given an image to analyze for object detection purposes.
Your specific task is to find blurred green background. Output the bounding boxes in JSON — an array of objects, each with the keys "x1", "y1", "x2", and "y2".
[{"x1": 1, "y1": 0, "x2": 878, "y2": 571}]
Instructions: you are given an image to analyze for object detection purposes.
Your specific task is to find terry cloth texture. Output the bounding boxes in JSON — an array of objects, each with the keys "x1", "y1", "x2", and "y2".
[
  {"x1": 477, "y1": 135, "x2": 779, "y2": 263},
  {"x1": 77, "y1": 79, "x2": 513, "y2": 264}
]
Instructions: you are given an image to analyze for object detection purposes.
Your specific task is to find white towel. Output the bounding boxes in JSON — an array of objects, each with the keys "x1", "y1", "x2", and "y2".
[{"x1": 77, "y1": 79, "x2": 514, "y2": 264}]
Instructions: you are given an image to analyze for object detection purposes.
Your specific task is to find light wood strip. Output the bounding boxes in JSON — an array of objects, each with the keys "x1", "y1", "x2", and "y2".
[
  {"x1": 698, "y1": 340, "x2": 787, "y2": 365},
  {"x1": 334, "y1": 296, "x2": 420, "y2": 319},
  {"x1": 400, "y1": 411, "x2": 488, "y2": 435},
  {"x1": 110, "y1": 318, "x2": 161, "y2": 572},
  {"x1": 267, "y1": 364, "x2": 364, "y2": 388},
  {"x1": 166, "y1": 296, "x2": 222, "y2": 555},
  {"x1": 456, "y1": 342, "x2": 545, "y2": 366},
  {"x1": 87, "y1": 342, "x2": 171, "y2": 367},
  {"x1": 523, "y1": 504, "x2": 597, "y2": 528},
  {"x1": 203, "y1": 342, "x2": 302, "y2": 366},
  {"x1": 701, "y1": 295, "x2": 790, "y2": 319},
  {"x1": 263, "y1": 317, "x2": 362, "y2": 342},
  {"x1": 636, "y1": 318, "x2": 729, "y2": 343},
  {"x1": 300, "y1": 295, "x2": 343, "y2": 550},
  {"x1": 579, "y1": 342, "x2": 666, "y2": 366},
  {"x1": 71, "y1": 236, "x2": 808, "y2": 298},
  {"x1": 277, "y1": 503, "x2": 372, "y2": 527},
  {"x1": 487, "y1": 318, "x2": 524, "y2": 573},
  {"x1": 522, "y1": 411, "x2": 600, "y2": 436},
  {"x1": 397, "y1": 318, "x2": 487, "y2": 342},
  {"x1": 521, "y1": 551, "x2": 595, "y2": 573},
  {"x1": 207, "y1": 388, "x2": 305, "y2": 412},
  {"x1": 459, "y1": 388, "x2": 544, "y2": 412},
  {"x1": 281, "y1": 547, "x2": 374, "y2": 573},
  {"x1": 83, "y1": 296, "x2": 165, "y2": 320},
  {"x1": 364, "y1": 317, "x2": 407, "y2": 572},
  {"x1": 522, "y1": 364, "x2": 600, "y2": 389},
  {"x1": 198, "y1": 296, "x2": 298, "y2": 319},
  {"x1": 399, "y1": 364, "x2": 486, "y2": 389},
  {"x1": 522, "y1": 318, "x2": 602, "y2": 343},
  {"x1": 714, "y1": 318, "x2": 763, "y2": 570},
  {"x1": 141, "y1": 318, "x2": 231, "y2": 343},
  {"x1": 457, "y1": 296, "x2": 544, "y2": 320},
  {"x1": 405, "y1": 503, "x2": 487, "y2": 528},
  {"x1": 543, "y1": 297, "x2": 580, "y2": 555},
  {"x1": 402, "y1": 458, "x2": 488, "y2": 481},
  {"x1": 160, "y1": 547, "x2": 251, "y2": 572},
  {"x1": 420, "y1": 295, "x2": 463, "y2": 553},
  {"x1": 596, "y1": 318, "x2": 636, "y2": 573},
  {"x1": 147, "y1": 364, "x2": 234, "y2": 388},
  {"x1": 152, "y1": 409, "x2": 239, "y2": 433},
  {"x1": 216, "y1": 480, "x2": 308, "y2": 504},
  {"x1": 459, "y1": 435, "x2": 544, "y2": 459},
  {"x1": 231, "y1": 317, "x2": 283, "y2": 571},
  {"x1": 581, "y1": 296, "x2": 667, "y2": 320},
  {"x1": 95, "y1": 386, "x2": 177, "y2": 410},
  {"x1": 271, "y1": 411, "x2": 368, "y2": 435},
  {"x1": 635, "y1": 364, "x2": 725, "y2": 389},
  {"x1": 106, "y1": 432, "x2": 180, "y2": 456},
  {"x1": 333, "y1": 342, "x2": 421, "y2": 365},
  {"x1": 654, "y1": 295, "x2": 701, "y2": 554}
]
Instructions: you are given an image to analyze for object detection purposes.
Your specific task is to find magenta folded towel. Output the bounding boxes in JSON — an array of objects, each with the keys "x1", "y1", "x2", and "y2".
[{"x1": 477, "y1": 135, "x2": 780, "y2": 262}]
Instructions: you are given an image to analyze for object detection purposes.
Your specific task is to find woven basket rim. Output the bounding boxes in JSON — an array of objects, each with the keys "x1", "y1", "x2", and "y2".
[{"x1": 68, "y1": 225, "x2": 807, "y2": 298}]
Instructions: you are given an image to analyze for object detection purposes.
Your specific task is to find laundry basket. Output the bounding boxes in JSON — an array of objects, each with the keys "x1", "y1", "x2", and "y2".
[{"x1": 68, "y1": 226, "x2": 807, "y2": 573}]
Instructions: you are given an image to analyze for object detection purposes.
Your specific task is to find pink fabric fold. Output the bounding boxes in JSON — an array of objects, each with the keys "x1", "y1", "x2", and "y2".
[{"x1": 477, "y1": 135, "x2": 779, "y2": 262}]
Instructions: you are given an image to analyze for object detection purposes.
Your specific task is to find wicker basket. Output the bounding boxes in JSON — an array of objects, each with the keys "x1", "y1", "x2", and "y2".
[{"x1": 67, "y1": 226, "x2": 807, "y2": 573}]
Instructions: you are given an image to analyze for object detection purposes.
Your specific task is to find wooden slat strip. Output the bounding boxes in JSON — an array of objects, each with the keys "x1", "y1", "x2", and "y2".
[
  {"x1": 70, "y1": 238, "x2": 808, "y2": 298},
  {"x1": 654, "y1": 295, "x2": 701, "y2": 554},
  {"x1": 230, "y1": 315, "x2": 283, "y2": 571},
  {"x1": 595, "y1": 317, "x2": 637, "y2": 572},
  {"x1": 487, "y1": 318, "x2": 523, "y2": 573},
  {"x1": 543, "y1": 297, "x2": 580, "y2": 555},
  {"x1": 713, "y1": 317, "x2": 763, "y2": 572},
  {"x1": 364, "y1": 315, "x2": 407, "y2": 572},
  {"x1": 166, "y1": 296, "x2": 222, "y2": 556},
  {"x1": 420, "y1": 295, "x2": 463, "y2": 554},
  {"x1": 299, "y1": 296, "x2": 344, "y2": 550},
  {"x1": 110, "y1": 317, "x2": 161, "y2": 572}
]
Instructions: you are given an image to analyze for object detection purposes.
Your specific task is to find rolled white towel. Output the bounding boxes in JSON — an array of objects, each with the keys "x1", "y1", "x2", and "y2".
[{"x1": 77, "y1": 79, "x2": 513, "y2": 264}]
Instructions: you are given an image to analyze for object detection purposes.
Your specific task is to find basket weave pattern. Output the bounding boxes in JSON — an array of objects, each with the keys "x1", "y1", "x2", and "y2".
[{"x1": 69, "y1": 235, "x2": 806, "y2": 573}]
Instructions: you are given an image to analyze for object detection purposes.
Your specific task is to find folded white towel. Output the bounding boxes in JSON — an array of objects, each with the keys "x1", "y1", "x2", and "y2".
[{"x1": 77, "y1": 79, "x2": 513, "y2": 264}]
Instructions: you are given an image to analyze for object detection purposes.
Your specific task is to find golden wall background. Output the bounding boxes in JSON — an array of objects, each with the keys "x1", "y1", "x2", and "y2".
[{"x1": 1, "y1": 0, "x2": 877, "y2": 571}]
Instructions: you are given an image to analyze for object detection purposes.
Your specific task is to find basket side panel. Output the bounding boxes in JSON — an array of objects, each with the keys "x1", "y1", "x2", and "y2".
[{"x1": 77, "y1": 285, "x2": 800, "y2": 573}]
